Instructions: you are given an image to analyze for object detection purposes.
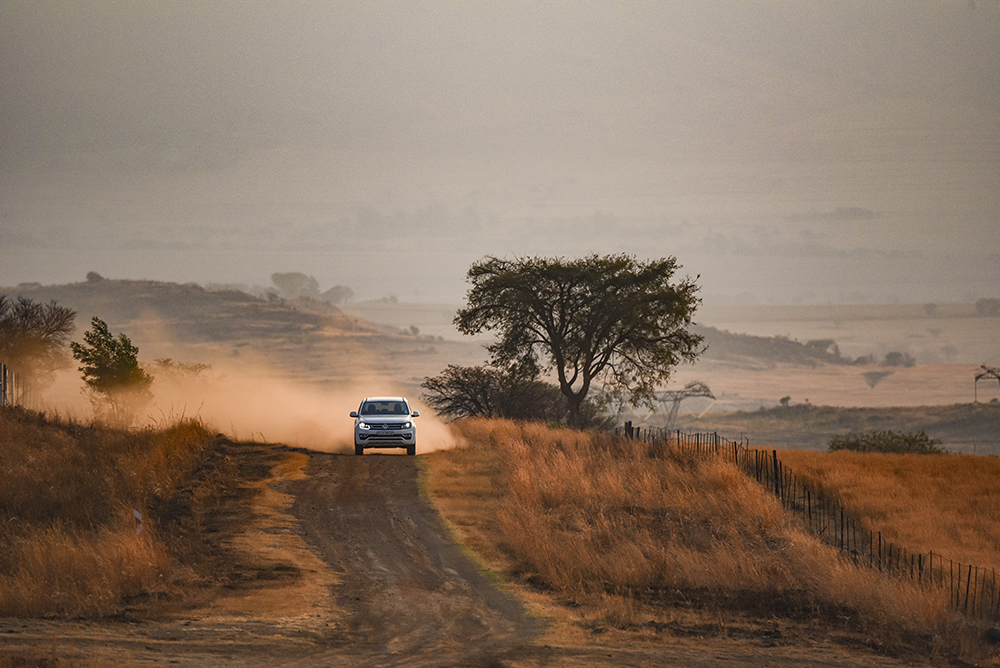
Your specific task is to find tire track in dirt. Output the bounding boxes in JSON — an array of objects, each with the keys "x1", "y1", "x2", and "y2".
[{"x1": 285, "y1": 452, "x2": 542, "y2": 667}]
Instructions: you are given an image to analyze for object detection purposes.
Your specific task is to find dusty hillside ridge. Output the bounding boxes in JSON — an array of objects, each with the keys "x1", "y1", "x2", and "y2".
[
  {"x1": 2, "y1": 280, "x2": 482, "y2": 450},
  {"x1": 3, "y1": 279, "x2": 371, "y2": 343}
]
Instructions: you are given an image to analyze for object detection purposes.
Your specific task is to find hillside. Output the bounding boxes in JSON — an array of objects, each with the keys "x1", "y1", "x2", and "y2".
[
  {"x1": 3, "y1": 279, "x2": 368, "y2": 342},
  {"x1": 1, "y1": 279, "x2": 488, "y2": 391},
  {"x1": 693, "y1": 324, "x2": 852, "y2": 367},
  {"x1": 426, "y1": 419, "x2": 993, "y2": 665}
]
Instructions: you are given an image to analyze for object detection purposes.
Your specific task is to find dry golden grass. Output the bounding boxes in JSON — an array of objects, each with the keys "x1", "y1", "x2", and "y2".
[
  {"x1": 426, "y1": 418, "x2": 988, "y2": 661},
  {"x1": 0, "y1": 407, "x2": 212, "y2": 617},
  {"x1": 776, "y1": 448, "x2": 1000, "y2": 570}
]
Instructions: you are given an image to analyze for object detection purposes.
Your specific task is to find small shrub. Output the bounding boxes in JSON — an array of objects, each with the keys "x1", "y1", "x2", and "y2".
[
  {"x1": 883, "y1": 351, "x2": 916, "y2": 368},
  {"x1": 70, "y1": 317, "x2": 153, "y2": 426},
  {"x1": 828, "y1": 429, "x2": 945, "y2": 454},
  {"x1": 421, "y1": 363, "x2": 614, "y2": 429}
]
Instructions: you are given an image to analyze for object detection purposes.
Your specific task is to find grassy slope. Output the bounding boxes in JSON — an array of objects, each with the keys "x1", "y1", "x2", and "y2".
[
  {"x1": 0, "y1": 407, "x2": 289, "y2": 618},
  {"x1": 424, "y1": 419, "x2": 994, "y2": 665},
  {"x1": 0, "y1": 408, "x2": 208, "y2": 616},
  {"x1": 776, "y1": 447, "x2": 1000, "y2": 569}
]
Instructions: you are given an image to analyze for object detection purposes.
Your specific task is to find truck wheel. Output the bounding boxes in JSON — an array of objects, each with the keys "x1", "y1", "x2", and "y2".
[
  {"x1": 406, "y1": 444, "x2": 416, "y2": 456},
  {"x1": 355, "y1": 444, "x2": 364, "y2": 456}
]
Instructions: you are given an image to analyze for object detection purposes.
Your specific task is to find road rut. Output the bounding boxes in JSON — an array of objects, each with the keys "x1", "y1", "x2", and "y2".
[{"x1": 284, "y1": 451, "x2": 541, "y2": 666}]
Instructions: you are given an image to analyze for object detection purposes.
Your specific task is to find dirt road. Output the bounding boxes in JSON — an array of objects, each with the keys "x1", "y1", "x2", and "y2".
[
  {"x1": 284, "y1": 452, "x2": 541, "y2": 666},
  {"x1": 0, "y1": 446, "x2": 935, "y2": 667}
]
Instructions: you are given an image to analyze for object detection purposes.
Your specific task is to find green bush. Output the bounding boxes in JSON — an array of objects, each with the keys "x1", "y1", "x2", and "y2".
[{"x1": 828, "y1": 429, "x2": 945, "y2": 454}]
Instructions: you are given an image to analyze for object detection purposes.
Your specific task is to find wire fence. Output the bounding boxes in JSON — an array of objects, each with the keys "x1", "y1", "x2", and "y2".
[
  {"x1": 1, "y1": 363, "x2": 23, "y2": 408},
  {"x1": 618, "y1": 422, "x2": 1000, "y2": 623},
  {"x1": 0, "y1": 363, "x2": 43, "y2": 411}
]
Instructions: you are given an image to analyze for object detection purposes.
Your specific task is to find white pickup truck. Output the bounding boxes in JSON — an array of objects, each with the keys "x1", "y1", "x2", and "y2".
[{"x1": 350, "y1": 396, "x2": 419, "y2": 456}]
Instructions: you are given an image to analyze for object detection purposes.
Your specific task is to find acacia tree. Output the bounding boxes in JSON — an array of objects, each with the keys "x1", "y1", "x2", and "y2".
[
  {"x1": 71, "y1": 317, "x2": 153, "y2": 425},
  {"x1": 0, "y1": 295, "x2": 76, "y2": 400},
  {"x1": 455, "y1": 254, "x2": 704, "y2": 428}
]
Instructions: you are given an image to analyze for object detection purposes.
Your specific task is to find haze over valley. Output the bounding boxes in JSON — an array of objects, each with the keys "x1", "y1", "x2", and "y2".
[{"x1": 2, "y1": 2, "x2": 998, "y2": 305}]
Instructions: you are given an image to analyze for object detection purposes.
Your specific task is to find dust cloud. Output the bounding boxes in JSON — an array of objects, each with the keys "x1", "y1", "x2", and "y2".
[
  {"x1": 39, "y1": 355, "x2": 458, "y2": 455},
  {"x1": 151, "y1": 358, "x2": 458, "y2": 454}
]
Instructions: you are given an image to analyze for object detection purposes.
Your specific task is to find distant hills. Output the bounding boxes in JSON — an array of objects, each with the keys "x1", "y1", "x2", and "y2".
[
  {"x1": 0, "y1": 279, "x2": 487, "y2": 387},
  {"x1": 693, "y1": 325, "x2": 856, "y2": 368},
  {"x1": 2, "y1": 279, "x2": 955, "y2": 375},
  {"x1": 1, "y1": 279, "x2": 372, "y2": 345}
]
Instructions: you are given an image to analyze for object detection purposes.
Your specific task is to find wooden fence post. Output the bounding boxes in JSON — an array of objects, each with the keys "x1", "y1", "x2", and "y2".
[
  {"x1": 772, "y1": 450, "x2": 779, "y2": 498},
  {"x1": 993, "y1": 569, "x2": 1000, "y2": 620},
  {"x1": 965, "y1": 564, "x2": 973, "y2": 612}
]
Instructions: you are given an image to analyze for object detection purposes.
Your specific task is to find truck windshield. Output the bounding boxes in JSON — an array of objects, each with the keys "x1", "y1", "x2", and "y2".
[{"x1": 360, "y1": 401, "x2": 409, "y2": 416}]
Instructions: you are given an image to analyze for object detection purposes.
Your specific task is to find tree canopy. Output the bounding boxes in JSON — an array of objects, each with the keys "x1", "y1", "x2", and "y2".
[
  {"x1": 454, "y1": 254, "x2": 703, "y2": 427},
  {"x1": 0, "y1": 295, "x2": 76, "y2": 396},
  {"x1": 71, "y1": 317, "x2": 153, "y2": 425}
]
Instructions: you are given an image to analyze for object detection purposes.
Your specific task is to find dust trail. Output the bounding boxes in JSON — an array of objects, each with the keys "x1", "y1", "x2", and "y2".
[
  {"x1": 38, "y1": 356, "x2": 458, "y2": 454},
  {"x1": 148, "y1": 357, "x2": 457, "y2": 453}
]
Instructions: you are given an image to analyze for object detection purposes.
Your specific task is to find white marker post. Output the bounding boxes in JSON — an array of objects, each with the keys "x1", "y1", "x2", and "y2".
[{"x1": 133, "y1": 509, "x2": 143, "y2": 535}]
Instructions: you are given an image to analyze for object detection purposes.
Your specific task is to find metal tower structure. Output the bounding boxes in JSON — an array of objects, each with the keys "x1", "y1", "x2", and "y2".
[
  {"x1": 656, "y1": 381, "x2": 715, "y2": 429},
  {"x1": 975, "y1": 365, "x2": 1000, "y2": 403}
]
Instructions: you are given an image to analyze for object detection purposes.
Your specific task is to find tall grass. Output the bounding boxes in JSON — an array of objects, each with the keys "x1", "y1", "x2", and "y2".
[
  {"x1": 437, "y1": 418, "x2": 978, "y2": 656},
  {"x1": 776, "y1": 448, "x2": 1000, "y2": 570},
  {"x1": 0, "y1": 407, "x2": 212, "y2": 617}
]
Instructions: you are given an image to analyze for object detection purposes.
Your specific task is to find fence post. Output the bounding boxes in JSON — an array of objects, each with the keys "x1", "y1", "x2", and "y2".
[
  {"x1": 993, "y1": 569, "x2": 1000, "y2": 620},
  {"x1": 953, "y1": 561, "x2": 958, "y2": 607},
  {"x1": 840, "y1": 507, "x2": 845, "y2": 552},
  {"x1": 965, "y1": 564, "x2": 973, "y2": 612},
  {"x1": 992, "y1": 568, "x2": 998, "y2": 620},
  {"x1": 772, "y1": 450, "x2": 779, "y2": 498}
]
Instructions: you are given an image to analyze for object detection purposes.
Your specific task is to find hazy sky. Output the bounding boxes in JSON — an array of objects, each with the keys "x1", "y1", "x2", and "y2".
[{"x1": 2, "y1": 1, "x2": 998, "y2": 304}]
